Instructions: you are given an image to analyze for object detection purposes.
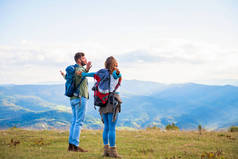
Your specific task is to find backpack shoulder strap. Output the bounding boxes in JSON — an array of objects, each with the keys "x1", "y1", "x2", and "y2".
[
  {"x1": 112, "y1": 77, "x2": 121, "y2": 93},
  {"x1": 108, "y1": 70, "x2": 111, "y2": 92},
  {"x1": 74, "y1": 65, "x2": 86, "y2": 95}
]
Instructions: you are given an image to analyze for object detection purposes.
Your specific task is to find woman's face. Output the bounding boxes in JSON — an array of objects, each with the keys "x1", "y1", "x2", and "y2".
[{"x1": 114, "y1": 62, "x2": 118, "y2": 69}]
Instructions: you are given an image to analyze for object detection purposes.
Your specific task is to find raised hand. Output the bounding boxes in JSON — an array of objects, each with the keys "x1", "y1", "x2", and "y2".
[
  {"x1": 76, "y1": 71, "x2": 83, "y2": 76},
  {"x1": 86, "y1": 61, "x2": 92, "y2": 72},
  {"x1": 60, "y1": 70, "x2": 65, "y2": 76},
  {"x1": 114, "y1": 67, "x2": 120, "y2": 75}
]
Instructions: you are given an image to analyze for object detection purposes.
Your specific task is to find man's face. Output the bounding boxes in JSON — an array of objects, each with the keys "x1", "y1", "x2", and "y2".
[{"x1": 78, "y1": 56, "x2": 87, "y2": 66}]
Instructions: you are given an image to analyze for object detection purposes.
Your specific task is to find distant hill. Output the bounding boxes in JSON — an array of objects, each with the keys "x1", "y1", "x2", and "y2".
[{"x1": 0, "y1": 80, "x2": 238, "y2": 130}]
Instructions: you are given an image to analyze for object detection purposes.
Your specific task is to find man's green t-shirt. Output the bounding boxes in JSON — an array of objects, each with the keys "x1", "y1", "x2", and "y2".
[{"x1": 70, "y1": 64, "x2": 89, "y2": 100}]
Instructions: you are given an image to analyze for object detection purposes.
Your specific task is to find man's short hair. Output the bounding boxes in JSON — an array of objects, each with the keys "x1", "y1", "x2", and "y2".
[{"x1": 74, "y1": 52, "x2": 85, "y2": 63}]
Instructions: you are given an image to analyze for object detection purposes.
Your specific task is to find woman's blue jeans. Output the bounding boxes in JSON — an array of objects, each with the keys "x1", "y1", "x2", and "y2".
[
  {"x1": 68, "y1": 97, "x2": 87, "y2": 146},
  {"x1": 102, "y1": 113, "x2": 118, "y2": 147}
]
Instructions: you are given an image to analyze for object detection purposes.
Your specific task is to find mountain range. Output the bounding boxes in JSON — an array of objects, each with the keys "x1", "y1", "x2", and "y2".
[{"x1": 0, "y1": 80, "x2": 237, "y2": 130}]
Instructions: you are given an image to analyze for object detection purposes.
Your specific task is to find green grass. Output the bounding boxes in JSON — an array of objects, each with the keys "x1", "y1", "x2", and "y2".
[{"x1": 0, "y1": 128, "x2": 238, "y2": 159}]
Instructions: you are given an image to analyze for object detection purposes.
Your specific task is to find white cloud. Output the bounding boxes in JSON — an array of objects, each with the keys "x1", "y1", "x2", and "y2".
[
  {"x1": 117, "y1": 39, "x2": 238, "y2": 84},
  {"x1": 0, "y1": 41, "x2": 121, "y2": 84},
  {"x1": 0, "y1": 38, "x2": 238, "y2": 85}
]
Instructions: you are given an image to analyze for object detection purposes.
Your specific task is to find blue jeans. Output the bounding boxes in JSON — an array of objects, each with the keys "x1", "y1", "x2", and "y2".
[
  {"x1": 68, "y1": 97, "x2": 87, "y2": 146},
  {"x1": 102, "y1": 113, "x2": 118, "y2": 147}
]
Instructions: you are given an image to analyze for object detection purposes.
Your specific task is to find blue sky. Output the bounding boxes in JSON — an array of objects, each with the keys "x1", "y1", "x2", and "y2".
[{"x1": 0, "y1": 0, "x2": 238, "y2": 84}]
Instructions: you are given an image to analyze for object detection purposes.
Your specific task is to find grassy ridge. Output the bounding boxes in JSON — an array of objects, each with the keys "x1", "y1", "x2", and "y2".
[{"x1": 0, "y1": 128, "x2": 237, "y2": 159}]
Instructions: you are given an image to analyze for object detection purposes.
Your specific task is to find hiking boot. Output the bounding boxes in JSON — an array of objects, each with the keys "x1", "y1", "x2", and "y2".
[
  {"x1": 109, "y1": 147, "x2": 121, "y2": 158},
  {"x1": 103, "y1": 144, "x2": 110, "y2": 157},
  {"x1": 68, "y1": 143, "x2": 74, "y2": 151},
  {"x1": 72, "y1": 145, "x2": 88, "y2": 152}
]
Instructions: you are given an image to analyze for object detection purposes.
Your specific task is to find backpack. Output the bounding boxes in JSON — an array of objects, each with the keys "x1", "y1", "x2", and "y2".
[
  {"x1": 64, "y1": 64, "x2": 85, "y2": 97},
  {"x1": 92, "y1": 69, "x2": 121, "y2": 107}
]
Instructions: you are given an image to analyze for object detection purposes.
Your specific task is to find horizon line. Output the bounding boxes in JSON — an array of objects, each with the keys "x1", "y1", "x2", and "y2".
[{"x1": 1, "y1": 80, "x2": 238, "y2": 87}]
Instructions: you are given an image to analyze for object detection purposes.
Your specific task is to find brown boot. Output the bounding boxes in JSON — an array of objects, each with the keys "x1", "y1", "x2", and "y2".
[
  {"x1": 103, "y1": 145, "x2": 110, "y2": 157},
  {"x1": 68, "y1": 143, "x2": 74, "y2": 151},
  {"x1": 109, "y1": 147, "x2": 121, "y2": 158},
  {"x1": 72, "y1": 145, "x2": 88, "y2": 152}
]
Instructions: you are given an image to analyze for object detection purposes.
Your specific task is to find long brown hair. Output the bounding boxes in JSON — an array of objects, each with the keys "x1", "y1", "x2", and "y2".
[{"x1": 104, "y1": 56, "x2": 118, "y2": 74}]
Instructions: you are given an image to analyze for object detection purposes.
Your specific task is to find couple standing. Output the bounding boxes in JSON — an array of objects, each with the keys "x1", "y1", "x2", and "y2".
[{"x1": 61, "y1": 52, "x2": 122, "y2": 158}]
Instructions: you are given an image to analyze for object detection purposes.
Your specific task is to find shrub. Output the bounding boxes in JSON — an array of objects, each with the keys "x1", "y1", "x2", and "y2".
[
  {"x1": 165, "y1": 123, "x2": 179, "y2": 131},
  {"x1": 229, "y1": 126, "x2": 238, "y2": 132},
  {"x1": 198, "y1": 124, "x2": 202, "y2": 135},
  {"x1": 146, "y1": 125, "x2": 160, "y2": 131}
]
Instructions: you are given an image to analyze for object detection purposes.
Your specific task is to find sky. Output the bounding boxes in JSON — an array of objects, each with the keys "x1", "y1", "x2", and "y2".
[{"x1": 0, "y1": 0, "x2": 238, "y2": 85}]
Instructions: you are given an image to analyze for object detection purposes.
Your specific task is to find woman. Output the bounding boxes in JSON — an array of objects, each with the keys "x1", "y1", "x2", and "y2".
[{"x1": 77, "y1": 56, "x2": 122, "y2": 158}]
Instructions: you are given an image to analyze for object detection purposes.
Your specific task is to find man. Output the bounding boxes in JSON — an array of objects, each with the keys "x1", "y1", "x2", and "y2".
[{"x1": 60, "y1": 52, "x2": 92, "y2": 152}]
